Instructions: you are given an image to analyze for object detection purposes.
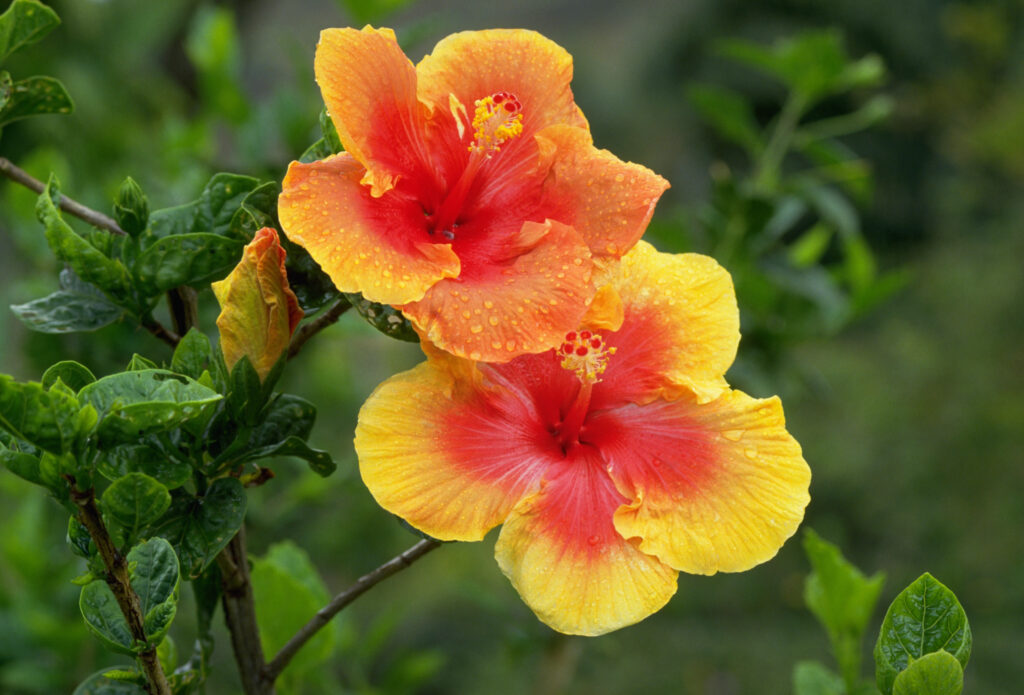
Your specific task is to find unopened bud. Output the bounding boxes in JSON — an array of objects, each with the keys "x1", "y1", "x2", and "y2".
[{"x1": 113, "y1": 176, "x2": 149, "y2": 237}]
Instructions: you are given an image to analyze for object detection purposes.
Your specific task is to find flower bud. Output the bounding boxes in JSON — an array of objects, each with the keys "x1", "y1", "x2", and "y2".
[{"x1": 113, "y1": 176, "x2": 149, "y2": 237}]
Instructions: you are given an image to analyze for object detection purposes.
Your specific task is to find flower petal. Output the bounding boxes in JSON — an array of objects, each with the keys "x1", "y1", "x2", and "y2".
[
  {"x1": 355, "y1": 355, "x2": 557, "y2": 542},
  {"x1": 212, "y1": 228, "x2": 302, "y2": 380},
  {"x1": 594, "y1": 241, "x2": 740, "y2": 405},
  {"x1": 416, "y1": 29, "x2": 588, "y2": 143},
  {"x1": 584, "y1": 390, "x2": 810, "y2": 575},
  {"x1": 315, "y1": 26, "x2": 433, "y2": 196},
  {"x1": 494, "y1": 445, "x2": 678, "y2": 636},
  {"x1": 400, "y1": 220, "x2": 594, "y2": 362},
  {"x1": 279, "y1": 154, "x2": 460, "y2": 305},
  {"x1": 538, "y1": 125, "x2": 669, "y2": 258}
]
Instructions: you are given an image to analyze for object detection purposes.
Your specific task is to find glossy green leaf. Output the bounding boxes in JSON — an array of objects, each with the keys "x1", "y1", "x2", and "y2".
[
  {"x1": 36, "y1": 176, "x2": 130, "y2": 296},
  {"x1": 0, "y1": 75, "x2": 73, "y2": 126},
  {"x1": 124, "y1": 354, "x2": 158, "y2": 372},
  {"x1": 0, "y1": 437, "x2": 42, "y2": 485},
  {"x1": 804, "y1": 529, "x2": 885, "y2": 690},
  {"x1": 149, "y1": 478, "x2": 245, "y2": 578},
  {"x1": 687, "y1": 84, "x2": 763, "y2": 154},
  {"x1": 228, "y1": 180, "x2": 278, "y2": 239},
  {"x1": 41, "y1": 361, "x2": 96, "y2": 392},
  {"x1": 68, "y1": 515, "x2": 95, "y2": 559},
  {"x1": 98, "y1": 443, "x2": 192, "y2": 490},
  {"x1": 78, "y1": 370, "x2": 221, "y2": 445},
  {"x1": 0, "y1": 374, "x2": 83, "y2": 454},
  {"x1": 345, "y1": 292, "x2": 417, "y2": 342},
  {"x1": 241, "y1": 435, "x2": 336, "y2": 477},
  {"x1": 252, "y1": 541, "x2": 335, "y2": 678},
  {"x1": 875, "y1": 573, "x2": 971, "y2": 695},
  {"x1": 226, "y1": 355, "x2": 265, "y2": 425},
  {"x1": 148, "y1": 172, "x2": 260, "y2": 241},
  {"x1": 0, "y1": 0, "x2": 60, "y2": 63},
  {"x1": 171, "y1": 328, "x2": 214, "y2": 380},
  {"x1": 299, "y1": 136, "x2": 333, "y2": 164},
  {"x1": 793, "y1": 661, "x2": 844, "y2": 695},
  {"x1": 130, "y1": 537, "x2": 180, "y2": 644},
  {"x1": 10, "y1": 286, "x2": 123, "y2": 334},
  {"x1": 101, "y1": 473, "x2": 171, "y2": 539},
  {"x1": 72, "y1": 668, "x2": 147, "y2": 695},
  {"x1": 283, "y1": 238, "x2": 341, "y2": 313},
  {"x1": 0, "y1": 70, "x2": 10, "y2": 109},
  {"x1": 79, "y1": 580, "x2": 135, "y2": 654},
  {"x1": 892, "y1": 651, "x2": 963, "y2": 695},
  {"x1": 249, "y1": 393, "x2": 316, "y2": 447},
  {"x1": 133, "y1": 232, "x2": 244, "y2": 296}
]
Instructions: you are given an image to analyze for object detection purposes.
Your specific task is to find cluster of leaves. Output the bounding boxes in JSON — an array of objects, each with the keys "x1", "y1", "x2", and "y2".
[
  {"x1": 671, "y1": 30, "x2": 908, "y2": 387},
  {"x1": 796, "y1": 530, "x2": 972, "y2": 695}
]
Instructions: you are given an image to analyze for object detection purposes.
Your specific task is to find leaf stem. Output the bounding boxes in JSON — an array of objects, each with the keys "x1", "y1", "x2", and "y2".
[
  {"x1": 753, "y1": 92, "x2": 807, "y2": 192},
  {"x1": 0, "y1": 155, "x2": 126, "y2": 235},
  {"x1": 69, "y1": 482, "x2": 171, "y2": 695},
  {"x1": 262, "y1": 538, "x2": 442, "y2": 683},
  {"x1": 286, "y1": 297, "x2": 352, "y2": 360},
  {"x1": 217, "y1": 526, "x2": 273, "y2": 695}
]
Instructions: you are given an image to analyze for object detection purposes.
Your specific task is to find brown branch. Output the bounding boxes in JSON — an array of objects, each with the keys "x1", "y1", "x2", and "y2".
[
  {"x1": 140, "y1": 316, "x2": 181, "y2": 349},
  {"x1": 262, "y1": 538, "x2": 442, "y2": 683},
  {"x1": 0, "y1": 156, "x2": 125, "y2": 235},
  {"x1": 287, "y1": 297, "x2": 351, "y2": 360},
  {"x1": 167, "y1": 286, "x2": 199, "y2": 337},
  {"x1": 70, "y1": 484, "x2": 171, "y2": 695},
  {"x1": 217, "y1": 527, "x2": 273, "y2": 695}
]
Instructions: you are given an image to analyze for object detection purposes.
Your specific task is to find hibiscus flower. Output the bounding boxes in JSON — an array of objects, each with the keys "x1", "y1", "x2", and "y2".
[
  {"x1": 355, "y1": 242, "x2": 811, "y2": 635},
  {"x1": 279, "y1": 27, "x2": 668, "y2": 361}
]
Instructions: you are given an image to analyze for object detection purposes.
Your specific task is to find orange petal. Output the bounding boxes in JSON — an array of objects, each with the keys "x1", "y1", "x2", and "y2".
[
  {"x1": 212, "y1": 228, "x2": 303, "y2": 381},
  {"x1": 315, "y1": 26, "x2": 432, "y2": 196},
  {"x1": 279, "y1": 154, "x2": 460, "y2": 305},
  {"x1": 416, "y1": 29, "x2": 588, "y2": 143},
  {"x1": 494, "y1": 445, "x2": 678, "y2": 636},
  {"x1": 355, "y1": 356, "x2": 556, "y2": 541},
  {"x1": 400, "y1": 220, "x2": 594, "y2": 362},
  {"x1": 594, "y1": 241, "x2": 739, "y2": 405},
  {"x1": 539, "y1": 125, "x2": 669, "y2": 258},
  {"x1": 585, "y1": 390, "x2": 810, "y2": 575}
]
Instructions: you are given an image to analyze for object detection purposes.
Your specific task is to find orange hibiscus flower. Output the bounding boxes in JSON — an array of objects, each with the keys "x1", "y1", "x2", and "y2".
[
  {"x1": 279, "y1": 27, "x2": 668, "y2": 361},
  {"x1": 355, "y1": 242, "x2": 811, "y2": 635}
]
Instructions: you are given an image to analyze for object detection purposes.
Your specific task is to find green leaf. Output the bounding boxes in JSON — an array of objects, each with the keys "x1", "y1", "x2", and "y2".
[
  {"x1": 68, "y1": 515, "x2": 96, "y2": 559},
  {"x1": 78, "y1": 369, "x2": 221, "y2": 446},
  {"x1": 249, "y1": 393, "x2": 316, "y2": 447},
  {"x1": 228, "y1": 181, "x2": 279, "y2": 239},
  {"x1": 0, "y1": 75, "x2": 73, "y2": 126},
  {"x1": 36, "y1": 176, "x2": 130, "y2": 296},
  {"x1": 252, "y1": 541, "x2": 335, "y2": 679},
  {"x1": 892, "y1": 651, "x2": 964, "y2": 695},
  {"x1": 98, "y1": 443, "x2": 192, "y2": 490},
  {"x1": 687, "y1": 84, "x2": 763, "y2": 155},
  {"x1": 0, "y1": 374, "x2": 83, "y2": 454},
  {"x1": 171, "y1": 328, "x2": 215, "y2": 380},
  {"x1": 804, "y1": 529, "x2": 885, "y2": 690},
  {"x1": 0, "y1": 437, "x2": 43, "y2": 485},
  {"x1": 124, "y1": 354, "x2": 158, "y2": 372},
  {"x1": 282, "y1": 238, "x2": 340, "y2": 313},
  {"x1": 42, "y1": 360, "x2": 96, "y2": 392},
  {"x1": 319, "y1": 108, "x2": 343, "y2": 154},
  {"x1": 241, "y1": 435, "x2": 336, "y2": 477},
  {"x1": 874, "y1": 573, "x2": 971, "y2": 695},
  {"x1": 10, "y1": 282, "x2": 124, "y2": 334},
  {"x1": 72, "y1": 667, "x2": 148, "y2": 695},
  {"x1": 0, "y1": 0, "x2": 60, "y2": 63},
  {"x1": 149, "y1": 478, "x2": 246, "y2": 578},
  {"x1": 79, "y1": 580, "x2": 135, "y2": 654},
  {"x1": 793, "y1": 661, "x2": 844, "y2": 695},
  {"x1": 345, "y1": 292, "x2": 418, "y2": 342},
  {"x1": 101, "y1": 473, "x2": 172, "y2": 540},
  {"x1": 130, "y1": 537, "x2": 180, "y2": 643},
  {"x1": 148, "y1": 172, "x2": 261, "y2": 241},
  {"x1": 226, "y1": 355, "x2": 265, "y2": 425},
  {"x1": 789, "y1": 224, "x2": 834, "y2": 268},
  {"x1": 133, "y1": 233, "x2": 245, "y2": 296},
  {"x1": 0, "y1": 70, "x2": 10, "y2": 110}
]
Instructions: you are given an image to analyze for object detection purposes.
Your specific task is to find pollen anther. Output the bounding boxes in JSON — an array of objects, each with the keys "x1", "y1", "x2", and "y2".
[
  {"x1": 469, "y1": 92, "x2": 524, "y2": 155},
  {"x1": 559, "y1": 329, "x2": 616, "y2": 384}
]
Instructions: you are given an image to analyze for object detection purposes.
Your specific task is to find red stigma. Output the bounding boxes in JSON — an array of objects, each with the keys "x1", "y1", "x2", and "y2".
[
  {"x1": 575, "y1": 346, "x2": 588, "y2": 356},
  {"x1": 566, "y1": 331, "x2": 577, "y2": 341},
  {"x1": 590, "y1": 338, "x2": 601, "y2": 348},
  {"x1": 580, "y1": 331, "x2": 592, "y2": 340}
]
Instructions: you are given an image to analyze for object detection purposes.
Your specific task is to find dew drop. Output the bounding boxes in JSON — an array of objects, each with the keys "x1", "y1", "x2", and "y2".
[
  {"x1": 744, "y1": 448, "x2": 758, "y2": 459},
  {"x1": 470, "y1": 325, "x2": 483, "y2": 334},
  {"x1": 722, "y1": 429, "x2": 744, "y2": 442}
]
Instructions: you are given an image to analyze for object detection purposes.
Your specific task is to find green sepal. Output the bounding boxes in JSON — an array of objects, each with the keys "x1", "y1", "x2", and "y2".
[
  {"x1": 0, "y1": 0, "x2": 60, "y2": 64},
  {"x1": 113, "y1": 177, "x2": 149, "y2": 238},
  {"x1": 892, "y1": 651, "x2": 964, "y2": 695},
  {"x1": 78, "y1": 369, "x2": 221, "y2": 446},
  {"x1": 10, "y1": 267, "x2": 124, "y2": 335},
  {"x1": 874, "y1": 573, "x2": 971, "y2": 695},
  {"x1": 101, "y1": 472, "x2": 172, "y2": 542},
  {"x1": 0, "y1": 74, "x2": 73, "y2": 127},
  {"x1": 171, "y1": 328, "x2": 214, "y2": 380},
  {"x1": 37, "y1": 176, "x2": 130, "y2": 296},
  {"x1": 148, "y1": 478, "x2": 245, "y2": 579},
  {"x1": 345, "y1": 292, "x2": 418, "y2": 342},
  {"x1": 42, "y1": 360, "x2": 96, "y2": 392}
]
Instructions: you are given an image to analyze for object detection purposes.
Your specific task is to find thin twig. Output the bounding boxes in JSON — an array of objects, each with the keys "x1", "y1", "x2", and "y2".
[
  {"x1": 287, "y1": 297, "x2": 352, "y2": 359},
  {"x1": 216, "y1": 527, "x2": 272, "y2": 695},
  {"x1": 140, "y1": 316, "x2": 181, "y2": 349},
  {"x1": 0, "y1": 155, "x2": 125, "y2": 235},
  {"x1": 70, "y1": 483, "x2": 171, "y2": 695},
  {"x1": 262, "y1": 539, "x2": 442, "y2": 683}
]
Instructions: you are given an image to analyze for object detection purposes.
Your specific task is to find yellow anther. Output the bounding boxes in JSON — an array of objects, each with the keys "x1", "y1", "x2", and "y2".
[
  {"x1": 469, "y1": 92, "x2": 524, "y2": 155},
  {"x1": 557, "y1": 330, "x2": 616, "y2": 384}
]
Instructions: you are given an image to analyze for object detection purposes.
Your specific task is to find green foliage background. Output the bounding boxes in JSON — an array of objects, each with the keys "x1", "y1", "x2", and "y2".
[{"x1": 0, "y1": 0, "x2": 1021, "y2": 693}]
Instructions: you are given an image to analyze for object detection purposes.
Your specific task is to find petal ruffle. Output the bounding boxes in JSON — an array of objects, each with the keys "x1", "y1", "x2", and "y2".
[
  {"x1": 401, "y1": 220, "x2": 594, "y2": 362},
  {"x1": 279, "y1": 154, "x2": 460, "y2": 306},
  {"x1": 494, "y1": 445, "x2": 678, "y2": 636},
  {"x1": 585, "y1": 390, "x2": 810, "y2": 575},
  {"x1": 538, "y1": 125, "x2": 669, "y2": 258},
  {"x1": 355, "y1": 357, "x2": 556, "y2": 542},
  {"x1": 594, "y1": 241, "x2": 740, "y2": 406},
  {"x1": 416, "y1": 29, "x2": 588, "y2": 144},
  {"x1": 315, "y1": 26, "x2": 433, "y2": 196}
]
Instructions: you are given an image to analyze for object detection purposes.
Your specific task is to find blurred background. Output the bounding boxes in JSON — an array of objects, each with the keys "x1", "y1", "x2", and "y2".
[{"x1": 1, "y1": 0, "x2": 1022, "y2": 693}]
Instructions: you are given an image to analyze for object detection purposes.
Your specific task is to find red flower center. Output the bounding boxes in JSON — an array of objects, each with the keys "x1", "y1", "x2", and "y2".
[{"x1": 551, "y1": 329, "x2": 616, "y2": 451}]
